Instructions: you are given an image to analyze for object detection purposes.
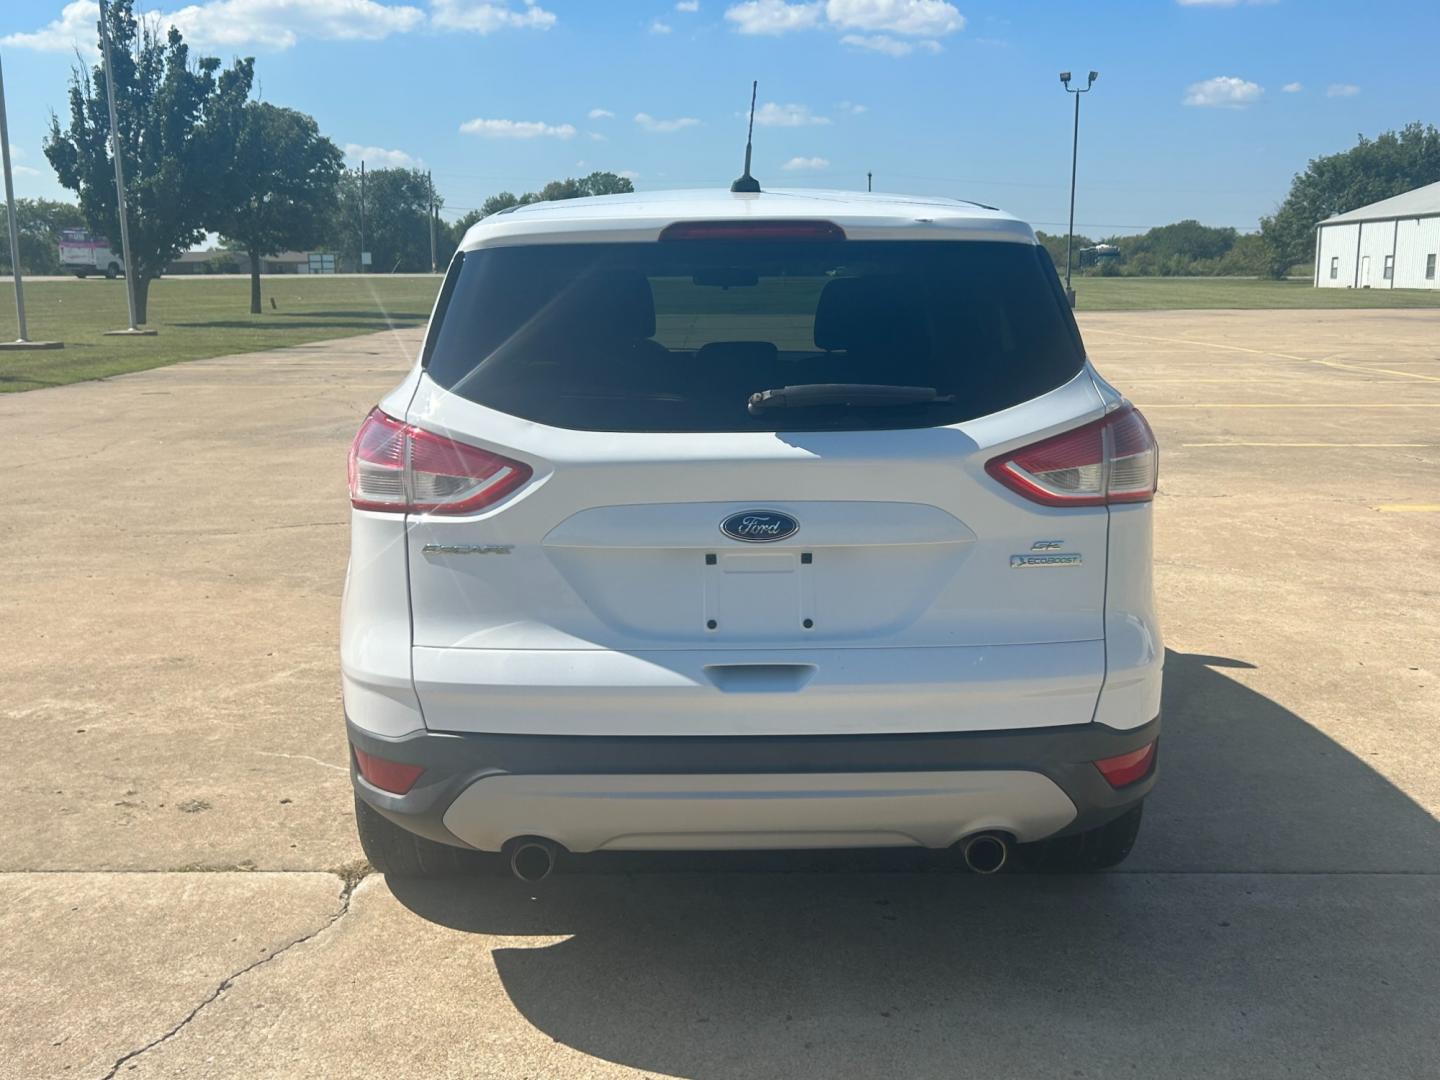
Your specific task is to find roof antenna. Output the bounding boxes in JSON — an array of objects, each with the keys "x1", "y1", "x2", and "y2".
[{"x1": 730, "y1": 80, "x2": 761, "y2": 193}]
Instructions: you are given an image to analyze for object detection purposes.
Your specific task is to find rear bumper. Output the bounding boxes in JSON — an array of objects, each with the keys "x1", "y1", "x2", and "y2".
[{"x1": 348, "y1": 714, "x2": 1159, "y2": 853}]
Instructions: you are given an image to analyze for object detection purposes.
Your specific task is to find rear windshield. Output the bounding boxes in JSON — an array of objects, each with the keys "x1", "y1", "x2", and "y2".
[{"x1": 424, "y1": 239, "x2": 1084, "y2": 432}]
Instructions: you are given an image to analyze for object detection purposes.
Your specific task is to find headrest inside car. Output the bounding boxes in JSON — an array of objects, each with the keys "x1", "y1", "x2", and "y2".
[
  {"x1": 813, "y1": 276, "x2": 926, "y2": 355},
  {"x1": 560, "y1": 269, "x2": 657, "y2": 339}
]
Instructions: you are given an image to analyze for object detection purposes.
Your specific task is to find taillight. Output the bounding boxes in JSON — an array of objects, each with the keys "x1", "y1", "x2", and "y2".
[
  {"x1": 347, "y1": 407, "x2": 532, "y2": 514},
  {"x1": 352, "y1": 747, "x2": 424, "y2": 795},
  {"x1": 985, "y1": 406, "x2": 1157, "y2": 507},
  {"x1": 1093, "y1": 741, "x2": 1157, "y2": 788}
]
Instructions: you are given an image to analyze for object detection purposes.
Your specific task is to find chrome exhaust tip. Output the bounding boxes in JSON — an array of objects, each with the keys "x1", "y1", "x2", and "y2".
[
  {"x1": 507, "y1": 838, "x2": 558, "y2": 883},
  {"x1": 961, "y1": 833, "x2": 1009, "y2": 875}
]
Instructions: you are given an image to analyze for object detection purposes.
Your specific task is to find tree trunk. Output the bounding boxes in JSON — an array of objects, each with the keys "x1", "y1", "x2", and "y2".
[
  {"x1": 133, "y1": 274, "x2": 151, "y2": 326},
  {"x1": 249, "y1": 250, "x2": 262, "y2": 314}
]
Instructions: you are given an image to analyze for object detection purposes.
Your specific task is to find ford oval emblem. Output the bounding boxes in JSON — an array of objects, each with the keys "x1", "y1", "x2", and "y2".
[{"x1": 720, "y1": 509, "x2": 799, "y2": 543}]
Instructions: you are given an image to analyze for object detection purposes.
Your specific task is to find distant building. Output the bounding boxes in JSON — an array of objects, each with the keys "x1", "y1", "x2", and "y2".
[
  {"x1": 164, "y1": 250, "x2": 337, "y2": 275},
  {"x1": 1314, "y1": 180, "x2": 1440, "y2": 289}
]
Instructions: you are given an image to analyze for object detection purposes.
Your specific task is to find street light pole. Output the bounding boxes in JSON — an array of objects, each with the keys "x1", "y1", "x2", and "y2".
[
  {"x1": 428, "y1": 169, "x2": 436, "y2": 273},
  {"x1": 98, "y1": 0, "x2": 149, "y2": 334},
  {"x1": 0, "y1": 48, "x2": 62, "y2": 350},
  {"x1": 1060, "y1": 70, "x2": 1098, "y2": 307}
]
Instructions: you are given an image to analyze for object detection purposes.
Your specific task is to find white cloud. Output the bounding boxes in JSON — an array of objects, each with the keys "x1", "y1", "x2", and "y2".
[
  {"x1": 1182, "y1": 75, "x2": 1263, "y2": 108},
  {"x1": 634, "y1": 112, "x2": 700, "y2": 133},
  {"x1": 2, "y1": 1, "x2": 100, "y2": 52},
  {"x1": 459, "y1": 118, "x2": 577, "y2": 138},
  {"x1": 169, "y1": 0, "x2": 426, "y2": 47},
  {"x1": 725, "y1": 0, "x2": 822, "y2": 34},
  {"x1": 619, "y1": 169, "x2": 640, "y2": 180},
  {"x1": 724, "y1": 0, "x2": 960, "y2": 47},
  {"x1": 343, "y1": 142, "x2": 421, "y2": 168},
  {"x1": 4, "y1": 0, "x2": 441, "y2": 53},
  {"x1": 14, "y1": 165, "x2": 42, "y2": 178},
  {"x1": 430, "y1": 0, "x2": 556, "y2": 32},
  {"x1": 676, "y1": 0, "x2": 700, "y2": 9},
  {"x1": 836, "y1": 100, "x2": 867, "y2": 114},
  {"x1": 587, "y1": 132, "x2": 608, "y2": 141},
  {"x1": 588, "y1": 108, "x2": 615, "y2": 119},
  {"x1": 1282, "y1": 82, "x2": 1302, "y2": 93},
  {"x1": 841, "y1": 32, "x2": 938, "y2": 55},
  {"x1": 824, "y1": 0, "x2": 962, "y2": 35},
  {"x1": 754, "y1": 102, "x2": 831, "y2": 127},
  {"x1": 1326, "y1": 83, "x2": 1360, "y2": 98},
  {"x1": 650, "y1": 18, "x2": 672, "y2": 32},
  {"x1": 781, "y1": 156, "x2": 829, "y2": 171}
]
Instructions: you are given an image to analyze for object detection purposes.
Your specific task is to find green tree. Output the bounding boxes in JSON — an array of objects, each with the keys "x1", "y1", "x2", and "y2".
[
  {"x1": 0, "y1": 198, "x2": 85, "y2": 275},
  {"x1": 326, "y1": 167, "x2": 439, "y2": 272},
  {"x1": 1033, "y1": 230, "x2": 1095, "y2": 273},
  {"x1": 480, "y1": 192, "x2": 521, "y2": 216},
  {"x1": 213, "y1": 102, "x2": 342, "y2": 312},
  {"x1": 1261, "y1": 123, "x2": 1440, "y2": 278},
  {"x1": 43, "y1": 0, "x2": 253, "y2": 322}
]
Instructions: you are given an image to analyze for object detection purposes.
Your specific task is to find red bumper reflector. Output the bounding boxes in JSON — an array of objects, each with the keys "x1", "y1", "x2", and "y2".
[
  {"x1": 353, "y1": 747, "x2": 425, "y2": 795},
  {"x1": 1093, "y1": 742, "x2": 1156, "y2": 789}
]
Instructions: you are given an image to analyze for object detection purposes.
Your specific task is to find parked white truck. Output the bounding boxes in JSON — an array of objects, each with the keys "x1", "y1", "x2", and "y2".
[{"x1": 58, "y1": 228, "x2": 123, "y2": 279}]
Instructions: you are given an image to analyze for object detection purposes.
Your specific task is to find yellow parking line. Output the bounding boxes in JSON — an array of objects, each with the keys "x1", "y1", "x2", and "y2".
[
  {"x1": 1375, "y1": 504, "x2": 1440, "y2": 512},
  {"x1": 1309, "y1": 357, "x2": 1440, "y2": 383},
  {"x1": 1087, "y1": 328, "x2": 1440, "y2": 382}
]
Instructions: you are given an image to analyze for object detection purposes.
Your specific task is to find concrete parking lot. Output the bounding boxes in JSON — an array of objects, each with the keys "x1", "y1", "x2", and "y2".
[{"x1": 3, "y1": 308, "x2": 1438, "y2": 1079}]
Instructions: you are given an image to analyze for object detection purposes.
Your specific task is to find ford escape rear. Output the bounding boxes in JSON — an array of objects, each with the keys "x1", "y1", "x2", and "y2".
[{"x1": 341, "y1": 188, "x2": 1162, "y2": 879}]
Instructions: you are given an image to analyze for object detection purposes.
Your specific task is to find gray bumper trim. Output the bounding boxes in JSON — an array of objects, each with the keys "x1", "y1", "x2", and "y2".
[{"x1": 346, "y1": 715, "x2": 1159, "y2": 852}]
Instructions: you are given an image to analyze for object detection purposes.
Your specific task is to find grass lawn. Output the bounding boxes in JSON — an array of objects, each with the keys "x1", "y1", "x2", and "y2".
[
  {"x1": 3, "y1": 272, "x2": 1439, "y2": 394},
  {"x1": 0, "y1": 275, "x2": 440, "y2": 393},
  {"x1": 1073, "y1": 276, "x2": 1440, "y2": 311}
]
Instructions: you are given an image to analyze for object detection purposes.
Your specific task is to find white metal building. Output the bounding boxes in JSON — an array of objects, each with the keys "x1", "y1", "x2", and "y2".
[{"x1": 1314, "y1": 180, "x2": 1440, "y2": 289}]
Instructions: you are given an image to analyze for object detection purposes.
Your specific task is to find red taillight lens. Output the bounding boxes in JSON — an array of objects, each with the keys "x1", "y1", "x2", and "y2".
[
  {"x1": 347, "y1": 407, "x2": 532, "y2": 515},
  {"x1": 1093, "y1": 742, "x2": 1156, "y2": 789},
  {"x1": 352, "y1": 747, "x2": 425, "y2": 795},
  {"x1": 985, "y1": 405, "x2": 1158, "y2": 507},
  {"x1": 658, "y1": 220, "x2": 846, "y2": 242}
]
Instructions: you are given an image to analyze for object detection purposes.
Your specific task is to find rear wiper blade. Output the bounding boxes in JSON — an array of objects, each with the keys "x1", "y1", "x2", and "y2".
[{"x1": 747, "y1": 384, "x2": 954, "y2": 414}]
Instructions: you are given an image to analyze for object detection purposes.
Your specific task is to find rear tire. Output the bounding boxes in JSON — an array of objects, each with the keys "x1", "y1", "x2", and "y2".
[
  {"x1": 353, "y1": 795, "x2": 497, "y2": 879},
  {"x1": 1017, "y1": 802, "x2": 1144, "y2": 872},
  {"x1": 105, "y1": 263, "x2": 119, "y2": 279},
  {"x1": 75, "y1": 269, "x2": 89, "y2": 279}
]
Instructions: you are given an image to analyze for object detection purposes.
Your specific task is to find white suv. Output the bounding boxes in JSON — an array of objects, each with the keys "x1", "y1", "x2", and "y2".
[{"x1": 342, "y1": 189, "x2": 1161, "y2": 881}]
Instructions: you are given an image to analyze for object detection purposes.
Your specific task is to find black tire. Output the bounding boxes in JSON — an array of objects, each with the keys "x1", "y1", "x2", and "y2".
[
  {"x1": 105, "y1": 263, "x2": 119, "y2": 279},
  {"x1": 353, "y1": 795, "x2": 497, "y2": 878},
  {"x1": 1016, "y1": 802, "x2": 1144, "y2": 872},
  {"x1": 75, "y1": 269, "x2": 89, "y2": 279}
]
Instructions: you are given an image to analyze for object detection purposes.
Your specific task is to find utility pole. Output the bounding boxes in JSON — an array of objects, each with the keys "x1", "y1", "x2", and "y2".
[
  {"x1": 428, "y1": 169, "x2": 436, "y2": 273},
  {"x1": 0, "y1": 49, "x2": 61, "y2": 350},
  {"x1": 98, "y1": 0, "x2": 152, "y2": 335},
  {"x1": 867, "y1": 171, "x2": 872, "y2": 193},
  {"x1": 359, "y1": 160, "x2": 366, "y2": 274},
  {"x1": 1059, "y1": 70, "x2": 1098, "y2": 307}
]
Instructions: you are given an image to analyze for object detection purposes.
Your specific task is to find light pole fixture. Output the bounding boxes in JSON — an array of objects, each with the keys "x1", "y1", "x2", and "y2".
[
  {"x1": 97, "y1": 0, "x2": 155, "y2": 335},
  {"x1": 1060, "y1": 69, "x2": 1098, "y2": 306}
]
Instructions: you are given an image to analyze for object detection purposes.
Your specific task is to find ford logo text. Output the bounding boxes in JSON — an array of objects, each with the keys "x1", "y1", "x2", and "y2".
[{"x1": 720, "y1": 510, "x2": 799, "y2": 544}]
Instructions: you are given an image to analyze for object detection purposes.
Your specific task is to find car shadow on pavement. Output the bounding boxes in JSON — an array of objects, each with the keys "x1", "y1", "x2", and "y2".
[{"x1": 385, "y1": 649, "x2": 1440, "y2": 1078}]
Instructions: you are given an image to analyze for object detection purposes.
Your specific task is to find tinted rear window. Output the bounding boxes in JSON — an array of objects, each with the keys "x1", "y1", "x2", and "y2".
[{"x1": 424, "y1": 240, "x2": 1084, "y2": 432}]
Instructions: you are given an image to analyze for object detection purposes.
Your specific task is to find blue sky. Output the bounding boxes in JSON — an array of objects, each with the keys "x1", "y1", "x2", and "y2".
[{"x1": 3, "y1": 0, "x2": 1437, "y2": 235}]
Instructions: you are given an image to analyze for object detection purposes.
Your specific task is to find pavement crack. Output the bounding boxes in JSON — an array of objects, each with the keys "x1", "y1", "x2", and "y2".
[{"x1": 96, "y1": 870, "x2": 370, "y2": 1080}]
